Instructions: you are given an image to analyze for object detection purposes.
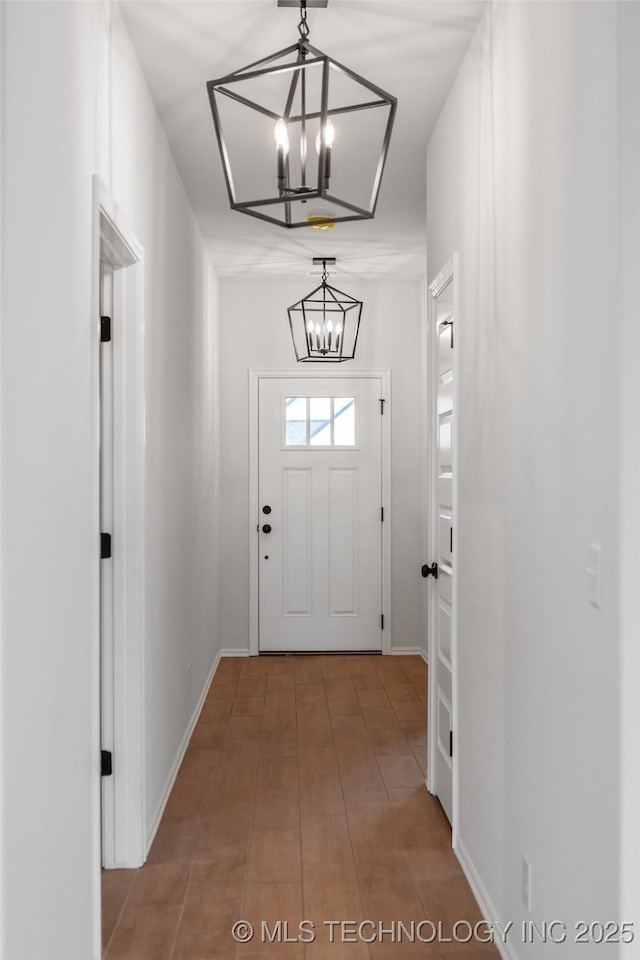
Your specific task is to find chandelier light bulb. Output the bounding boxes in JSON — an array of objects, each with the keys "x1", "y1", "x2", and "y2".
[
  {"x1": 315, "y1": 118, "x2": 336, "y2": 154},
  {"x1": 335, "y1": 321, "x2": 342, "y2": 335},
  {"x1": 274, "y1": 118, "x2": 290, "y2": 151},
  {"x1": 307, "y1": 319, "x2": 314, "y2": 334},
  {"x1": 316, "y1": 117, "x2": 335, "y2": 188},
  {"x1": 326, "y1": 317, "x2": 334, "y2": 350},
  {"x1": 274, "y1": 118, "x2": 289, "y2": 188}
]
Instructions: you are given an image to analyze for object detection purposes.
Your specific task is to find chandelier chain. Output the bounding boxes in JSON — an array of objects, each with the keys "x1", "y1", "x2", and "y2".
[
  {"x1": 298, "y1": 1, "x2": 310, "y2": 40},
  {"x1": 322, "y1": 260, "x2": 328, "y2": 285}
]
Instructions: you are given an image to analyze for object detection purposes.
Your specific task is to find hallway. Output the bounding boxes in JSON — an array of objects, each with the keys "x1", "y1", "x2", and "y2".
[{"x1": 102, "y1": 655, "x2": 497, "y2": 960}]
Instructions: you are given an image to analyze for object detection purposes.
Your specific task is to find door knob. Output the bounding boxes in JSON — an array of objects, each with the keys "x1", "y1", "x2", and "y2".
[
  {"x1": 262, "y1": 524, "x2": 272, "y2": 534},
  {"x1": 262, "y1": 505, "x2": 272, "y2": 514},
  {"x1": 421, "y1": 562, "x2": 438, "y2": 579}
]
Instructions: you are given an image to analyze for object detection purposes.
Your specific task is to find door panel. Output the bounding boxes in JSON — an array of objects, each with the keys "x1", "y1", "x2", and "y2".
[
  {"x1": 437, "y1": 691, "x2": 453, "y2": 767},
  {"x1": 282, "y1": 469, "x2": 312, "y2": 616},
  {"x1": 438, "y1": 416, "x2": 453, "y2": 473},
  {"x1": 429, "y1": 269, "x2": 455, "y2": 824},
  {"x1": 438, "y1": 476, "x2": 453, "y2": 510},
  {"x1": 329, "y1": 468, "x2": 359, "y2": 616},
  {"x1": 439, "y1": 513, "x2": 452, "y2": 566},
  {"x1": 259, "y1": 377, "x2": 382, "y2": 652},
  {"x1": 438, "y1": 597, "x2": 452, "y2": 664}
]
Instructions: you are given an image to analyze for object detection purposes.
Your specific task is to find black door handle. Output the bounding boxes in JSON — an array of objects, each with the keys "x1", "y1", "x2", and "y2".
[
  {"x1": 421, "y1": 563, "x2": 438, "y2": 579},
  {"x1": 262, "y1": 524, "x2": 272, "y2": 534},
  {"x1": 262, "y1": 505, "x2": 272, "y2": 514}
]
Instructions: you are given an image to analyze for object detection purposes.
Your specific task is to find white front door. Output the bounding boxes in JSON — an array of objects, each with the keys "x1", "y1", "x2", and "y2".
[
  {"x1": 428, "y1": 265, "x2": 455, "y2": 824},
  {"x1": 258, "y1": 377, "x2": 383, "y2": 653}
]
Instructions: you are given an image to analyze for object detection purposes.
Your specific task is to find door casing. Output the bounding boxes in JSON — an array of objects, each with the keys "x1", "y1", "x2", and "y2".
[
  {"x1": 249, "y1": 370, "x2": 392, "y2": 657},
  {"x1": 95, "y1": 177, "x2": 146, "y2": 868}
]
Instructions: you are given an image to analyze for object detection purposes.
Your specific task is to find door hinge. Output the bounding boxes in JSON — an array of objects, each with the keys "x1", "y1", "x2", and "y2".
[
  {"x1": 449, "y1": 730, "x2": 454, "y2": 758},
  {"x1": 379, "y1": 398, "x2": 385, "y2": 415},
  {"x1": 381, "y1": 507, "x2": 384, "y2": 522},
  {"x1": 381, "y1": 614, "x2": 384, "y2": 630},
  {"x1": 101, "y1": 750, "x2": 113, "y2": 777},
  {"x1": 100, "y1": 315, "x2": 112, "y2": 343},
  {"x1": 101, "y1": 532, "x2": 112, "y2": 559},
  {"x1": 450, "y1": 527, "x2": 453, "y2": 553},
  {"x1": 421, "y1": 562, "x2": 438, "y2": 579}
]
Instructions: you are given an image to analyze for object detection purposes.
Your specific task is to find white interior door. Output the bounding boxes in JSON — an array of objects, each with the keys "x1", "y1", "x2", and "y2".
[
  {"x1": 427, "y1": 266, "x2": 455, "y2": 824},
  {"x1": 258, "y1": 377, "x2": 383, "y2": 652}
]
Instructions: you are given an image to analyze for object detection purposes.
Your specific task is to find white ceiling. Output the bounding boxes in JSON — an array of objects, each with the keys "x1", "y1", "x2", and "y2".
[{"x1": 119, "y1": 0, "x2": 486, "y2": 279}]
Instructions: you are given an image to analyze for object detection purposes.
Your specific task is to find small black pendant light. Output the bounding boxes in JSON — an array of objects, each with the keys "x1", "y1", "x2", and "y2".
[
  {"x1": 288, "y1": 259, "x2": 362, "y2": 362},
  {"x1": 206, "y1": 1, "x2": 397, "y2": 229}
]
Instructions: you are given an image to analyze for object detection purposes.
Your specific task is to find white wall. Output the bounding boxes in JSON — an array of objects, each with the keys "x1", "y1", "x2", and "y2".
[
  {"x1": 1, "y1": 4, "x2": 101, "y2": 957},
  {"x1": 617, "y1": 3, "x2": 640, "y2": 953},
  {"x1": 427, "y1": 2, "x2": 629, "y2": 955},
  {"x1": 0, "y1": 3, "x2": 219, "y2": 957},
  {"x1": 100, "y1": 3, "x2": 220, "y2": 841},
  {"x1": 217, "y1": 278, "x2": 424, "y2": 656}
]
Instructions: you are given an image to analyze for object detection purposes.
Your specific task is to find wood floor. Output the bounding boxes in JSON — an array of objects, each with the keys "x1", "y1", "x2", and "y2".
[{"x1": 102, "y1": 655, "x2": 498, "y2": 960}]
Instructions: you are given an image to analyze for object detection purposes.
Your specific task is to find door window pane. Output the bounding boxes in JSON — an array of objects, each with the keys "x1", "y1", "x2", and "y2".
[
  {"x1": 285, "y1": 395, "x2": 356, "y2": 447},
  {"x1": 285, "y1": 397, "x2": 308, "y2": 446},
  {"x1": 333, "y1": 398, "x2": 355, "y2": 446},
  {"x1": 310, "y1": 397, "x2": 332, "y2": 445}
]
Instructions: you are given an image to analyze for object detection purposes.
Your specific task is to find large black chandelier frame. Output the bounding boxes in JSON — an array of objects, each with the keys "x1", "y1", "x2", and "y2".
[{"x1": 206, "y1": 0, "x2": 397, "y2": 229}]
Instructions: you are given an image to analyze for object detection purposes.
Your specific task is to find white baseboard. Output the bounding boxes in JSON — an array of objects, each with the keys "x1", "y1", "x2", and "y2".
[
  {"x1": 220, "y1": 647, "x2": 250, "y2": 658},
  {"x1": 391, "y1": 646, "x2": 428, "y2": 665},
  {"x1": 454, "y1": 836, "x2": 518, "y2": 960},
  {"x1": 145, "y1": 650, "x2": 221, "y2": 855}
]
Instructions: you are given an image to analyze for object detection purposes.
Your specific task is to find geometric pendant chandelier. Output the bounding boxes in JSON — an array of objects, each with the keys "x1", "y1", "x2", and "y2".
[
  {"x1": 206, "y1": 0, "x2": 397, "y2": 229},
  {"x1": 288, "y1": 259, "x2": 362, "y2": 361}
]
